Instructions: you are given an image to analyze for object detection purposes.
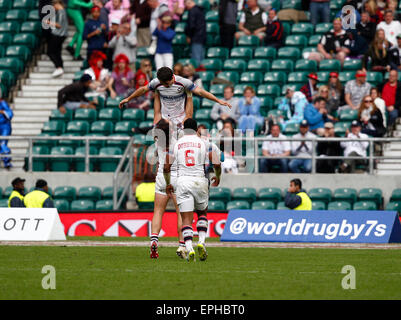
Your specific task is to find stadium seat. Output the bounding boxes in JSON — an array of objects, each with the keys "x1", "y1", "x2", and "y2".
[
  {"x1": 206, "y1": 21, "x2": 218, "y2": 35},
  {"x1": 122, "y1": 108, "x2": 145, "y2": 123},
  {"x1": 271, "y1": 59, "x2": 294, "y2": 73},
  {"x1": 98, "y1": 108, "x2": 121, "y2": 123},
  {"x1": 308, "y1": 188, "x2": 332, "y2": 204},
  {"x1": 240, "y1": 71, "x2": 263, "y2": 85},
  {"x1": 96, "y1": 200, "x2": 114, "y2": 210},
  {"x1": 6, "y1": 9, "x2": 28, "y2": 22},
  {"x1": 251, "y1": 200, "x2": 275, "y2": 210},
  {"x1": 291, "y1": 23, "x2": 314, "y2": 36},
  {"x1": 353, "y1": 201, "x2": 377, "y2": 211},
  {"x1": 114, "y1": 121, "x2": 135, "y2": 135},
  {"x1": 264, "y1": 71, "x2": 287, "y2": 85},
  {"x1": 0, "y1": 199, "x2": 7, "y2": 207},
  {"x1": 232, "y1": 187, "x2": 257, "y2": 204},
  {"x1": 339, "y1": 109, "x2": 358, "y2": 122},
  {"x1": 339, "y1": 71, "x2": 356, "y2": 83},
  {"x1": 385, "y1": 201, "x2": 401, "y2": 213},
  {"x1": 78, "y1": 186, "x2": 102, "y2": 202},
  {"x1": 234, "y1": 84, "x2": 256, "y2": 96},
  {"x1": 205, "y1": 10, "x2": 218, "y2": 22},
  {"x1": 74, "y1": 146, "x2": 98, "y2": 172},
  {"x1": 90, "y1": 120, "x2": 114, "y2": 135},
  {"x1": 223, "y1": 59, "x2": 247, "y2": 73},
  {"x1": 20, "y1": 21, "x2": 41, "y2": 35},
  {"x1": 50, "y1": 146, "x2": 73, "y2": 171},
  {"x1": 334, "y1": 121, "x2": 350, "y2": 137},
  {"x1": 53, "y1": 186, "x2": 77, "y2": 202},
  {"x1": 74, "y1": 108, "x2": 97, "y2": 122},
  {"x1": 259, "y1": 97, "x2": 274, "y2": 113},
  {"x1": 216, "y1": 71, "x2": 239, "y2": 84},
  {"x1": 66, "y1": 120, "x2": 90, "y2": 135},
  {"x1": 42, "y1": 120, "x2": 65, "y2": 135},
  {"x1": 284, "y1": 122, "x2": 299, "y2": 136},
  {"x1": 312, "y1": 201, "x2": 326, "y2": 210},
  {"x1": 285, "y1": 35, "x2": 307, "y2": 48},
  {"x1": 333, "y1": 188, "x2": 358, "y2": 204},
  {"x1": 247, "y1": 59, "x2": 270, "y2": 72},
  {"x1": 237, "y1": 35, "x2": 260, "y2": 47},
  {"x1": 295, "y1": 59, "x2": 318, "y2": 72},
  {"x1": 6, "y1": 45, "x2": 31, "y2": 62},
  {"x1": 208, "y1": 200, "x2": 226, "y2": 211},
  {"x1": 390, "y1": 189, "x2": 401, "y2": 202},
  {"x1": 54, "y1": 199, "x2": 70, "y2": 211},
  {"x1": 319, "y1": 59, "x2": 341, "y2": 72},
  {"x1": 308, "y1": 34, "x2": 322, "y2": 46},
  {"x1": 13, "y1": 33, "x2": 37, "y2": 51},
  {"x1": 102, "y1": 186, "x2": 125, "y2": 201},
  {"x1": 327, "y1": 201, "x2": 352, "y2": 210},
  {"x1": 281, "y1": 84, "x2": 302, "y2": 95},
  {"x1": 314, "y1": 22, "x2": 331, "y2": 34},
  {"x1": 209, "y1": 187, "x2": 232, "y2": 202},
  {"x1": 277, "y1": 47, "x2": 301, "y2": 61},
  {"x1": 210, "y1": 84, "x2": 226, "y2": 96},
  {"x1": 30, "y1": 145, "x2": 49, "y2": 171},
  {"x1": 198, "y1": 71, "x2": 214, "y2": 85},
  {"x1": 276, "y1": 201, "x2": 289, "y2": 210},
  {"x1": 200, "y1": 58, "x2": 223, "y2": 72},
  {"x1": 13, "y1": 0, "x2": 35, "y2": 10},
  {"x1": 207, "y1": 47, "x2": 229, "y2": 60},
  {"x1": 342, "y1": 59, "x2": 362, "y2": 71},
  {"x1": 0, "y1": 21, "x2": 20, "y2": 35},
  {"x1": 257, "y1": 84, "x2": 281, "y2": 98},
  {"x1": 99, "y1": 147, "x2": 122, "y2": 172},
  {"x1": 358, "y1": 188, "x2": 382, "y2": 208},
  {"x1": 287, "y1": 71, "x2": 309, "y2": 84},
  {"x1": 366, "y1": 72, "x2": 383, "y2": 86},
  {"x1": 254, "y1": 46, "x2": 276, "y2": 59},
  {"x1": 230, "y1": 47, "x2": 253, "y2": 60},
  {"x1": 58, "y1": 133, "x2": 82, "y2": 149},
  {"x1": 226, "y1": 200, "x2": 250, "y2": 210},
  {"x1": 70, "y1": 200, "x2": 95, "y2": 211},
  {"x1": 258, "y1": 187, "x2": 282, "y2": 204}
]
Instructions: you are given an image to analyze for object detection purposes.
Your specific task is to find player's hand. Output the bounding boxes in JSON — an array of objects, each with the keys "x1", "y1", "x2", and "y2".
[
  {"x1": 218, "y1": 100, "x2": 232, "y2": 109},
  {"x1": 119, "y1": 98, "x2": 129, "y2": 109},
  {"x1": 166, "y1": 184, "x2": 174, "y2": 197},
  {"x1": 211, "y1": 176, "x2": 220, "y2": 187}
]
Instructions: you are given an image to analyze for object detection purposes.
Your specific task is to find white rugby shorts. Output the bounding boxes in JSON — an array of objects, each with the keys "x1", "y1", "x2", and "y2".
[
  {"x1": 176, "y1": 176, "x2": 209, "y2": 212},
  {"x1": 155, "y1": 173, "x2": 177, "y2": 196}
]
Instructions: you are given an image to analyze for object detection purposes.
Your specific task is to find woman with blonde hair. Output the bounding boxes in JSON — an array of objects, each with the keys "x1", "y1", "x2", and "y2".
[
  {"x1": 364, "y1": 0, "x2": 384, "y2": 23},
  {"x1": 362, "y1": 29, "x2": 391, "y2": 73},
  {"x1": 358, "y1": 95, "x2": 386, "y2": 137}
]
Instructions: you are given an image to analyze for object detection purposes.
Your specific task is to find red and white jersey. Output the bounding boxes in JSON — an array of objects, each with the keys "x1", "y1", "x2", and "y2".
[{"x1": 174, "y1": 134, "x2": 210, "y2": 178}]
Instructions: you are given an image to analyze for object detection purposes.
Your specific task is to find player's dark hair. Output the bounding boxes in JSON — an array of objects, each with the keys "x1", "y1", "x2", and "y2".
[
  {"x1": 184, "y1": 118, "x2": 198, "y2": 132},
  {"x1": 155, "y1": 118, "x2": 170, "y2": 150},
  {"x1": 157, "y1": 67, "x2": 174, "y2": 83},
  {"x1": 291, "y1": 178, "x2": 302, "y2": 189}
]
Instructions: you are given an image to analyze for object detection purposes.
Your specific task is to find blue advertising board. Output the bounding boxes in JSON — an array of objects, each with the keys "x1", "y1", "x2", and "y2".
[{"x1": 220, "y1": 210, "x2": 401, "y2": 243}]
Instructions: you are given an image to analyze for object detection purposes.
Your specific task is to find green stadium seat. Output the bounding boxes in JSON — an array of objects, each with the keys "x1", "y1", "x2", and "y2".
[
  {"x1": 308, "y1": 34, "x2": 322, "y2": 46},
  {"x1": 84, "y1": 133, "x2": 105, "y2": 149},
  {"x1": 327, "y1": 201, "x2": 352, "y2": 210},
  {"x1": 230, "y1": 47, "x2": 253, "y2": 60},
  {"x1": 78, "y1": 186, "x2": 102, "y2": 202},
  {"x1": 339, "y1": 71, "x2": 356, "y2": 83},
  {"x1": 257, "y1": 84, "x2": 281, "y2": 98},
  {"x1": 122, "y1": 108, "x2": 145, "y2": 123},
  {"x1": 96, "y1": 199, "x2": 114, "y2": 210},
  {"x1": 271, "y1": 59, "x2": 294, "y2": 73},
  {"x1": 6, "y1": 45, "x2": 31, "y2": 62},
  {"x1": 333, "y1": 188, "x2": 357, "y2": 204},
  {"x1": 282, "y1": 0, "x2": 302, "y2": 9},
  {"x1": 316, "y1": 71, "x2": 330, "y2": 83},
  {"x1": 137, "y1": 201, "x2": 154, "y2": 210},
  {"x1": 206, "y1": 22, "x2": 219, "y2": 35},
  {"x1": 232, "y1": 187, "x2": 257, "y2": 204},
  {"x1": 247, "y1": 59, "x2": 270, "y2": 72},
  {"x1": 114, "y1": 121, "x2": 135, "y2": 135},
  {"x1": 209, "y1": 187, "x2": 232, "y2": 202},
  {"x1": 0, "y1": 199, "x2": 7, "y2": 207},
  {"x1": 6, "y1": 9, "x2": 28, "y2": 22},
  {"x1": 74, "y1": 108, "x2": 97, "y2": 122},
  {"x1": 0, "y1": 21, "x2": 20, "y2": 35},
  {"x1": 30, "y1": 145, "x2": 49, "y2": 171},
  {"x1": 90, "y1": 120, "x2": 114, "y2": 135},
  {"x1": 0, "y1": 57, "x2": 23, "y2": 74},
  {"x1": 295, "y1": 59, "x2": 318, "y2": 72},
  {"x1": 276, "y1": 201, "x2": 289, "y2": 210},
  {"x1": 240, "y1": 71, "x2": 263, "y2": 85},
  {"x1": 281, "y1": 84, "x2": 302, "y2": 95},
  {"x1": 102, "y1": 186, "x2": 125, "y2": 200},
  {"x1": 259, "y1": 96, "x2": 273, "y2": 112},
  {"x1": 385, "y1": 201, "x2": 401, "y2": 213},
  {"x1": 223, "y1": 59, "x2": 247, "y2": 73},
  {"x1": 312, "y1": 201, "x2": 326, "y2": 210},
  {"x1": 98, "y1": 108, "x2": 121, "y2": 123},
  {"x1": 285, "y1": 35, "x2": 307, "y2": 48},
  {"x1": 99, "y1": 147, "x2": 122, "y2": 172},
  {"x1": 13, "y1": 0, "x2": 35, "y2": 9},
  {"x1": 234, "y1": 83, "x2": 256, "y2": 96},
  {"x1": 358, "y1": 188, "x2": 382, "y2": 208},
  {"x1": 106, "y1": 97, "x2": 122, "y2": 108},
  {"x1": 390, "y1": 189, "x2": 401, "y2": 202},
  {"x1": 254, "y1": 46, "x2": 276, "y2": 59},
  {"x1": 21, "y1": 21, "x2": 41, "y2": 35},
  {"x1": 174, "y1": 22, "x2": 186, "y2": 33},
  {"x1": 198, "y1": 71, "x2": 215, "y2": 85},
  {"x1": 251, "y1": 200, "x2": 275, "y2": 210},
  {"x1": 334, "y1": 121, "x2": 350, "y2": 137},
  {"x1": 205, "y1": 10, "x2": 218, "y2": 22},
  {"x1": 237, "y1": 35, "x2": 260, "y2": 47},
  {"x1": 302, "y1": 47, "x2": 317, "y2": 56},
  {"x1": 200, "y1": 58, "x2": 223, "y2": 72},
  {"x1": 3, "y1": 186, "x2": 14, "y2": 198},
  {"x1": 106, "y1": 133, "x2": 129, "y2": 150},
  {"x1": 195, "y1": 108, "x2": 212, "y2": 121},
  {"x1": 0, "y1": 0, "x2": 12, "y2": 12},
  {"x1": 210, "y1": 84, "x2": 226, "y2": 96},
  {"x1": 216, "y1": 71, "x2": 239, "y2": 84},
  {"x1": 0, "y1": 33, "x2": 12, "y2": 47},
  {"x1": 66, "y1": 120, "x2": 90, "y2": 135},
  {"x1": 314, "y1": 23, "x2": 331, "y2": 34},
  {"x1": 264, "y1": 71, "x2": 287, "y2": 85},
  {"x1": 287, "y1": 71, "x2": 309, "y2": 84},
  {"x1": 277, "y1": 47, "x2": 301, "y2": 61},
  {"x1": 308, "y1": 188, "x2": 332, "y2": 204},
  {"x1": 74, "y1": 146, "x2": 98, "y2": 172},
  {"x1": 291, "y1": 23, "x2": 314, "y2": 36},
  {"x1": 258, "y1": 187, "x2": 282, "y2": 204},
  {"x1": 58, "y1": 133, "x2": 82, "y2": 149},
  {"x1": 54, "y1": 199, "x2": 70, "y2": 211},
  {"x1": 284, "y1": 122, "x2": 300, "y2": 136},
  {"x1": 70, "y1": 200, "x2": 95, "y2": 211},
  {"x1": 330, "y1": 0, "x2": 345, "y2": 10},
  {"x1": 207, "y1": 47, "x2": 229, "y2": 60},
  {"x1": 353, "y1": 201, "x2": 377, "y2": 211},
  {"x1": 366, "y1": 71, "x2": 383, "y2": 85},
  {"x1": 178, "y1": 58, "x2": 199, "y2": 69},
  {"x1": 13, "y1": 33, "x2": 38, "y2": 50},
  {"x1": 42, "y1": 120, "x2": 65, "y2": 135},
  {"x1": 172, "y1": 33, "x2": 189, "y2": 59},
  {"x1": 33, "y1": 132, "x2": 57, "y2": 149},
  {"x1": 343, "y1": 59, "x2": 362, "y2": 71},
  {"x1": 319, "y1": 59, "x2": 341, "y2": 72},
  {"x1": 226, "y1": 200, "x2": 251, "y2": 210},
  {"x1": 339, "y1": 109, "x2": 358, "y2": 122},
  {"x1": 208, "y1": 200, "x2": 226, "y2": 211},
  {"x1": 50, "y1": 146, "x2": 73, "y2": 171},
  {"x1": 54, "y1": 186, "x2": 77, "y2": 202}
]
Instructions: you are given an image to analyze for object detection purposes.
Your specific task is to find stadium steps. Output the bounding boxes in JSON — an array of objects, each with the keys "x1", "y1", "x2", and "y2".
[
  {"x1": 9, "y1": 26, "x2": 85, "y2": 171},
  {"x1": 376, "y1": 119, "x2": 401, "y2": 174}
]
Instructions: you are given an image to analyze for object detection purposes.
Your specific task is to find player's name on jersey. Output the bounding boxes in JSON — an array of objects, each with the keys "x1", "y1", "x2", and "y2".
[{"x1": 177, "y1": 142, "x2": 202, "y2": 149}]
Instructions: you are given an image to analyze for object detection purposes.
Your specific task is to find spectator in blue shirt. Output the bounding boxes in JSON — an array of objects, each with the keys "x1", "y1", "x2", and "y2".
[
  {"x1": 83, "y1": 6, "x2": 109, "y2": 61},
  {"x1": 153, "y1": 15, "x2": 176, "y2": 70},
  {"x1": 184, "y1": 0, "x2": 206, "y2": 66},
  {"x1": 304, "y1": 96, "x2": 333, "y2": 136},
  {"x1": 0, "y1": 92, "x2": 13, "y2": 170},
  {"x1": 238, "y1": 86, "x2": 264, "y2": 134}
]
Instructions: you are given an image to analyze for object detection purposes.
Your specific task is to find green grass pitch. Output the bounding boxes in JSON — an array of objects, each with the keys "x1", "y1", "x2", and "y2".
[{"x1": 1, "y1": 238, "x2": 401, "y2": 300}]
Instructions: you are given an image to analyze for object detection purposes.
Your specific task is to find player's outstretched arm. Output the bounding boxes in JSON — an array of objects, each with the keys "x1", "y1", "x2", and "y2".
[
  {"x1": 184, "y1": 91, "x2": 194, "y2": 121},
  {"x1": 192, "y1": 87, "x2": 232, "y2": 109},
  {"x1": 119, "y1": 86, "x2": 150, "y2": 109}
]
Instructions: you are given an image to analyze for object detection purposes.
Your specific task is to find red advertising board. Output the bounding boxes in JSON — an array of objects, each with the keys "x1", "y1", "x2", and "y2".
[{"x1": 60, "y1": 212, "x2": 228, "y2": 238}]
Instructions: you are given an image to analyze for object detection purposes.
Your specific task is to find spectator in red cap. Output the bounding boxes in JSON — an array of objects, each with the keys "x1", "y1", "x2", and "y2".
[
  {"x1": 300, "y1": 73, "x2": 319, "y2": 103},
  {"x1": 83, "y1": 6, "x2": 109, "y2": 61},
  {"x1": 109, "y1": 53, "x2": 134, "y2": 98}
]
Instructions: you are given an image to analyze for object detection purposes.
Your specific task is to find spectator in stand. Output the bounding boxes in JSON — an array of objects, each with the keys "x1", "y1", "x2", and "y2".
[
  {"x1": 377, "y1": 10, "x2": 401, "y2": 47},
  {"x1": 211, "y1": 86, "x2": 240, "y2": 131},
  {"x1": 24, "y1": 180, "x2": 55, "y2": 208},
  {"x1": 264, "y1": 8, "x2": 284, "y2": 49},
  {"x1": 317, "y1": 85, "x2": 340, "y2": 120},
  {"x1": 84, "y1": 51, "x2": 110, "y2": 100},
  {"x1": 104, "y1": 0, "x2": 130, "y2": 27},
  {"x1": 147, "y1": 0, "x2": 169, "y2": 55},
  {"x1": 235, "y1": 0, "x2": 268, "y2": 42},
  {"x1": 167, "y1": 0, "x2": 185, "y2": 28},
  {"x1": 339, "y1": 120, "x2": 369, "y2": 173},
  {"x1": 345, "y1": 29, "x2": 369, "y2": 59},
  {"x1": 8, "y1": 177, "x2": 25, "y2": 207},
  {"x1": 0, "y1": 90, "x2": 13, "y2": 170},
  {"x1": 132, "y1": 0, "x2": 152, "y2": 47},
  {"x1": 362, "y1": 29, "x2": 391, "y2": 74},
  {"x1": 370, "y1": 87, "x2": 387, "y2": 128},
  {"x1": 288, "y1": 120, "x2": 316, "y2": 173},
  {"x1": 304, "y1": 96, "x2": 333, "y2": 136},
  {"x1": 218, "y1": 0, "x2": 238, "y2": 49},
  {"x1": 357, "y1": 11, "x2": 376, "y2": 44},
  {"x1": 184, "y1": 0, "x2": 207, "y2": 67},
  {"x1": 316, "y1": 122, "x2": 343, "y2": 173},
  {"x1": 108, "y1": 21, "x2": 137, "y2": 65},
  {"x1": 105, "y1": 18, "x2": 121, "y2": 70},
  {"x1": 379, "y1": 69, "x2": 401, "y2": 126},
  {"x1": 109, "y1": 54, "x2": 135, "y2": 98},
  {"x1": 259, "y1": 123, "x2": 290, "y2": 173},
  {"x1": 83, "y1": 6, "x2": 109, "y2": 61},
  {"x1": 45, "y1": 0, "x2": 68, "y2": 78},
  {"x1": 66, "y1": 0, "x2": 94, "y2": 61},
  {"x1": 173, "y1": 62, "x2": 184, "y2": 76},
  {"x1": 389, "y1": 34, "x2": 401, "y2": 71},
  {"x1": 326, "y1": 72, "x2": 344, "y2": 115},
  {"x1": 57, "y1": 74, "x2": 96, "y2": 114},
  {"x1": 135, "y1": 58, "x2": 153, "y2": 88},
  {"x1": 385, "y1": 0, "x2": 401, "y2": 21},
  {"x1": 277, "y1": 89, "x2": 307, "y2": 131},
  {"x1": 153, "y1": 15, "x2": 176, "y2": 70},
  {"x1": 307, "y1": 18, "x2": 351, "y2": 66},
  {"x1": 237, "y1": 86, "x2": 264, "y2": 133},
  {"x1": 358, "y1": 95, "x2": 386, "y2": 137},
  {"x1": 364, "y1": 0, "x2": 384, "y2": 24},
  {"x1": 341, "y1": 70, "x2": 372, "y2": 114},
  {"x1": 309, "y1": 0, "x2": 330, "y2": 26},
  {"x1": 300, "y1": 73, "x2": 319, "y2": 103},
  {"x1": 182, "y1": 64, "x2": 203, "y2": 89}
]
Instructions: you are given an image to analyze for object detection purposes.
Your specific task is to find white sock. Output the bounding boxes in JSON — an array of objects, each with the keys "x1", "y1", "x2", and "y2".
[
  {"x1": 197, "y1": 216, "x2": 208, "y2": 244},
  {"x1": 182, "y1": 225, "x2": 194, "y2": 252}
]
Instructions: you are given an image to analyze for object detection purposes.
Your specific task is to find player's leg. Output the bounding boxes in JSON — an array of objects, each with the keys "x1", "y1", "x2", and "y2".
[
  {"x1": 181, "y1": 209, "x2": 195, "y2": 262},
  {"x1": 193, "y1": 179, "x2": 210, "y2": 261},
  {"x1": 150, "y1": 192, "x2": 169, "y2": 259},
  {"x1": 172, "y1": 193, "x2": 187, "y2": 259}
]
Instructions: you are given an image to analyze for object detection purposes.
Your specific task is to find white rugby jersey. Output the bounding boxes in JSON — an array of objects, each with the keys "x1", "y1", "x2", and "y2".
[
  {"x1": 148, "y1": 75, "x2": 196, "y2": 125},
  {"x1": 174, "y1": 134, "x2": 210, "y2": 178}
]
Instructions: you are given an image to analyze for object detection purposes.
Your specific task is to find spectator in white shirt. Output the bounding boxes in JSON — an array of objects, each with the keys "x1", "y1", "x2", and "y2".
[
  {"x1": 259, "y1": 123, "x2": 290, "y2": 173},
  {"x1": 288, "y1": 120, "x2": 316, "y2": 173},
  {"x1": 339, "y1": 120, "x2": 369, "y2": 173},
  {"x1": 377, "y1": 10, "x2": 401, "y2": 46}
]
